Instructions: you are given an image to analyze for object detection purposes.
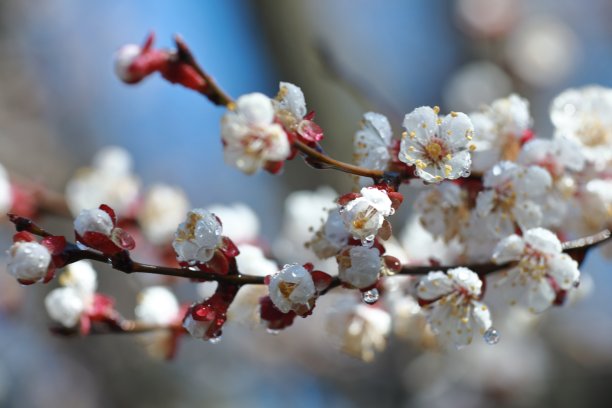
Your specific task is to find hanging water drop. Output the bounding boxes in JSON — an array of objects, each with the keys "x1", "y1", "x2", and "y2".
[
  {"x1": 483, "y1": 327, "x2": 500, "y2": 345},
  {"x1": 266, "y1": 328, "x2": 280, "y2": 335},
  {"x1": 209, "y1": 336, "x2": 222, "y2": 344},
  {"x1": 361, "y1": 235, "x2": 375, "y2": 248},
  {"x1": 362, "y1": 288, "x2": 379, "y2": 304}
]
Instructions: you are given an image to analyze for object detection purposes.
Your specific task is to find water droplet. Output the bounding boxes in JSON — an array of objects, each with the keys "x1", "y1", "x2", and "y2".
[
  {"x1": 483, "y1": 327, "x2": 500, "y2": 345},
  {"x1": 389, "y1": 208, "x2": 395, "y2": 215},
  {"x1": 208, "y1": 336, "x2": 222, "y2": 344},
  {"x1": 361, "y1": 235, "x2": 375, "y2": 248},
  {"x1": 362, "y1": 288, "x2": 379, "y2": 304},
  {"x1": 266, "y1": 329, "x2": 280, "y2": 335}
]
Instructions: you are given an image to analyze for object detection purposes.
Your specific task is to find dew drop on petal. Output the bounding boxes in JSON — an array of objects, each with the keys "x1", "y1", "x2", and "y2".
[
  {"x1": 362, "y1": 288, "x2": 380, "y2": 304},
  {"x1": 483, "y1": 327, "x2": 500, "y2": 345},
  {"x1": 361, "y1": 235, "x2": 375, "y2": 248}
]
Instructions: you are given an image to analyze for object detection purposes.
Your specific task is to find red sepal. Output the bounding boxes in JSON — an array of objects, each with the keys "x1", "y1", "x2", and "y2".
[
  {"x1": 13, "y1": 231, "x2": 35, "y2": 243},
  {"x1": 297, "y1": 120, "x2": 324, "y2": 143},
  {"x1": 188, "y1": 284, "x2": 238, "y2": 339},
  {"x1": 219, "y1": 237, "x2": 239, "y2": 258},
  {"x1": 311, "y1": 270, "x2": 333, "y2": 292},
  {"x1": 264, "y1": 160, "x2": 285, "y2": 174},
  {"x1": 388, "y1": 191, "x2": 404, "y2": 210},
  {"x1": 383, "y1": 255, "x2": 402, "y2": 273},
  {"x1": 337, "y1": 192, "x2": 360, "y2": 206},
  {"x1": 197, "y1": 250, "x2": 229, "y2": 275},
  {"x1": 77, "y1": 231, "x2": 122, "y2": 255},
  {"x1": 41, "y1": 236, "x2": 67, "y2": 256},
  {"x1": 520, "y1": 129, "x2": 535, "y2": 145},
  {"x1": 259, "y1": 296, "x2": 296, "y2": 331},
  {"x1": 99, "y1": 204, "x2": 117, "y2": 226}
]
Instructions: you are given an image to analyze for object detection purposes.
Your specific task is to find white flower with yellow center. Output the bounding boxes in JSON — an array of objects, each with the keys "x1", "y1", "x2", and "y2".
[
  {"x1": 172, "y1": 209, "x2": 222, "y2": 264},
  {"x1": 550, "y1": 85, "x2": 612, "y2": 167},
  {"x1": 417, "y1": 267, "x2": 492, "y2": 349},
  {"x1": 493, "y1": 228, "x2": 580, "y2": 313},
  {"x1": 399, "y1": 106, "x2": 475, "y2": 183},
  {"x1": 340, "y1": 187, "x2": 393, "y2": 242},
  {"x1": 354, "y1": 112, "x2": 393, "y2": 186},
  {"x1": 476, "y1": 161, "x2": 551, "y2": 237},
  {"x1": 221, "y1": 93, "x2": 290, "y2": 174}
]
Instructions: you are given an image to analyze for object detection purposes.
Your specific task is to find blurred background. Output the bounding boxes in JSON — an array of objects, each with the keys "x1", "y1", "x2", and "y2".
[{"x1": 1, "y1": 0, "x2": 612, "y2": 407}]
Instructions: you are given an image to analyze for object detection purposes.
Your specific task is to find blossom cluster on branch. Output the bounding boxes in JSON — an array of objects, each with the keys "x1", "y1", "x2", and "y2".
[{"x1": 2, "y1": 32, "x2": 612, "y2": 361}]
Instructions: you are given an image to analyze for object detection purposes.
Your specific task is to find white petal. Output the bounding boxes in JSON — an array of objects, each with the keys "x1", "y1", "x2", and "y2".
[
  {"x1": 548, "y1": 254, "x2": 580, "y2": 290},
  {"x1": 402, "y1": 106, "x2": 439, "y2": 144},
  {"x1": 278, "y1": 82, "x2": 307, "y2": 119},
  {"x1": 493, "y1": 234, "x2": 525, "y2": 264},
  {"x1": 512, "y1": 200, "x2": 543, "y2": 232},
  {"x1": 523, "y1": 228, "x2": 562, "y2": 254},
  {"x1": 236, "y1": 93, "x2": 274, "y2": 126},
  {"x1": 418, "y1": 271, "x2": 454, "y2": 300},
  {"x1": 440, "y1": 112, "x2": 473, "y2": 150}
]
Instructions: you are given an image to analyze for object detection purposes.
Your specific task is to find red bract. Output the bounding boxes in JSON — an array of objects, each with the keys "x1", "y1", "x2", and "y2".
[
  {"x1": 80, "y1": 294, "x2": 119, "y2": 336},
  {"x1": 117, "y1": 32, "x2": 206, "y2": 93},
  {"x1": 184, "y1": 284, "x2": 239, "y2": 340},
  {"x1": 75, "y1": 204, "x2": 135, "y2": 256},
  {"x1": 259, "y1": 296, "x2": 296, "y2": 331}
]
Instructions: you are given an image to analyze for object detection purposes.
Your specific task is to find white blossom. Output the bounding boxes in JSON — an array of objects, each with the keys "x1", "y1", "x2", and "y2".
[
  {"x1": 470, "y1": 94, "x2": 531, "y2": 172},
  {"x1": 550, "y1": 85, "x2": 612, "y2": 167},
  {"x1": 221, "y1": 93, "x2": 290, "y2": 174},
  {"x1": 337, "y1": 246, "x2": 382, "y2": 289},
  {"x1": 309, "y1": 208, "x2": 350, "y2": 259},
  {"x1": 135, "y1": 286, "x2": 180, "y2": 325},
  {"x1": 414, "y1": 183, "x2": 469, "y2": 242},
  {"x1": 172, "y1": 208, "x2": 222, "y2": 264},
  {"x1": 226, "y1": 244, "x2": 278, "y2": 326},
  {"x1": 518, "y1": 135, "x2": 585, "y2": 177},
  {"x1": 74, "y1": 208, "x2": 114, "y2": 237},
  {"x1": 476, "y1": 161, "x2": 551, "y2": 237},
  {"x1": 205, "y1": 203, "x2": 259, "y2": 244},
  {"x1": 7, "y1": 242, "x2": 51, "y2": 284},
  {"x1": 354, "y1": 112, "x2": 393, "y2": 186},
  {"x1": 340, "y1": 187, "x2": 393, "y2": 242},
  {"x1": 45, "y1": 261, "x2": 99, "y2": 327},
  {"x1": 493, "y1": 228, "x2": 580, "y2": 313},
  {"x1": 417, "y1": 267, "x2": 492, "y2": 349},
  {"x1": 0, "y1": 162, "x2": 12, "y2": 214},
  {"x1": 268, "y1": 263, "x2": 316, "y2": 314},
  {"x1": 114, "y1": 44, "x2": 142, "y2": 83},
  {"x1": 45, "y1": 287, "x2": 86, "y2": 327},
  {"x1": 65, "y1": 146, "x2": 140, "y2": 216},
  {"x1": 326, "y1": 298, "x2": 391, "y2": 362},
  {"x1": 399, "y1": 106, "x2": 474, "y2": 183},
  {"x1": 138, "y1": 184, "x2": 190, "y2": 245}
]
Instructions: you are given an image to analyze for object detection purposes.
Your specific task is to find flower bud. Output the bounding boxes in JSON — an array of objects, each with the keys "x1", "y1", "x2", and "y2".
[
  {"x1": 268, "y1": 263, "x2": 316, "y2": 315},
  {"x1": 135, "y1": 287, "x2": 180, "y2": 326},
  {"x1": 172, "y1": 209, "x2": 222, "y2": 264},
  {"x1": 74, "y1": 208, "x2": 114, "y2": 237},
  {"x1": 7, "y1": 241, "x2": 52, "y2": 284}
]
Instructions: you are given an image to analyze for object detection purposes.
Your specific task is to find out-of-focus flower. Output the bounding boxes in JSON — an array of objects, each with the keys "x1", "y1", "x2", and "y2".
[
  {"x1": 399, "y1": 106, "x2": 475, "y2": 183},
  {"x1": 205, "y1": 203, "x2": 259, "y2": 244},
  {"x1": 340, "y1": 187, "x2": 393, "y2": 244},
  {"x1": 337, "y1": 246, "x2": 382, "y2": 289},
  {"x1": 353, "y1": 112, "x2": 393, "y2": 186},
  {"x1": 550, "y1": 85, "x2": 612, "y2": 168},
  {"x1": 0, "y1": 162, "x2": 12, "y2": 214},
  {"x1": 226, "y1": 244, "x2": 278, "y2": 326},
  {"x1": 221, "y1": 93, "x2": 290, "y2": 174},
  {"x1": 273, "y1": 187, "x2": 339, "y2": 272},
  {"x1": 65, "y1": 146, "x2": 140, "y2": 217},
  {"x1": 455, "y1": 0, "x2": 519, "y2": 38},
  {"x1": 417, "y1": 267, "x2": 492, "y2": 349},
  {"x1": 400, "y1": 216, "x2": 463, "y2": 265},
  {"x1": 470, "y1": 94, "x2": 532, "y2": 173},
  {"x1": 268, "y1": 263, "x2": 317, "y2": 315},
  {"x1": 443, "y1": 61, "x2": 513, "y2": 113},
  {"x1": 414, "y1": 183, "x2": 470, "y2": 243},
  {"x1": 308, "y1": 208, "x2": 350, "y2": 259},
  {"x1": 45, "y1": 261, "x2": 106, "y2": 330},
  {"x1": 476, "y1": 161, "x2": 551, "y2": 237},
  {"x1": 493, "y1": 228, "x2": 580, "y2": 313},
  {"x1": 506, "y1": 16, "x2": 578, "y2": 88},
  {"x1": 172, "y1": 208, "x2": 222, "y2": 264},
  {"x1": 326, "y1": 297, "x2": 391, "y2": 362},
  {"x1": 273, "y1": 82, "x2": 323, "y2": 144},
  {"x1": 74, "y1": 205, "x2": 135, "y2": 255},
  {"x1": 138, "y1": 184, "x2": 190, "y2": 245},
  {"x1": 135, "y1": 286, "x2": 180, "y2": 325}
]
